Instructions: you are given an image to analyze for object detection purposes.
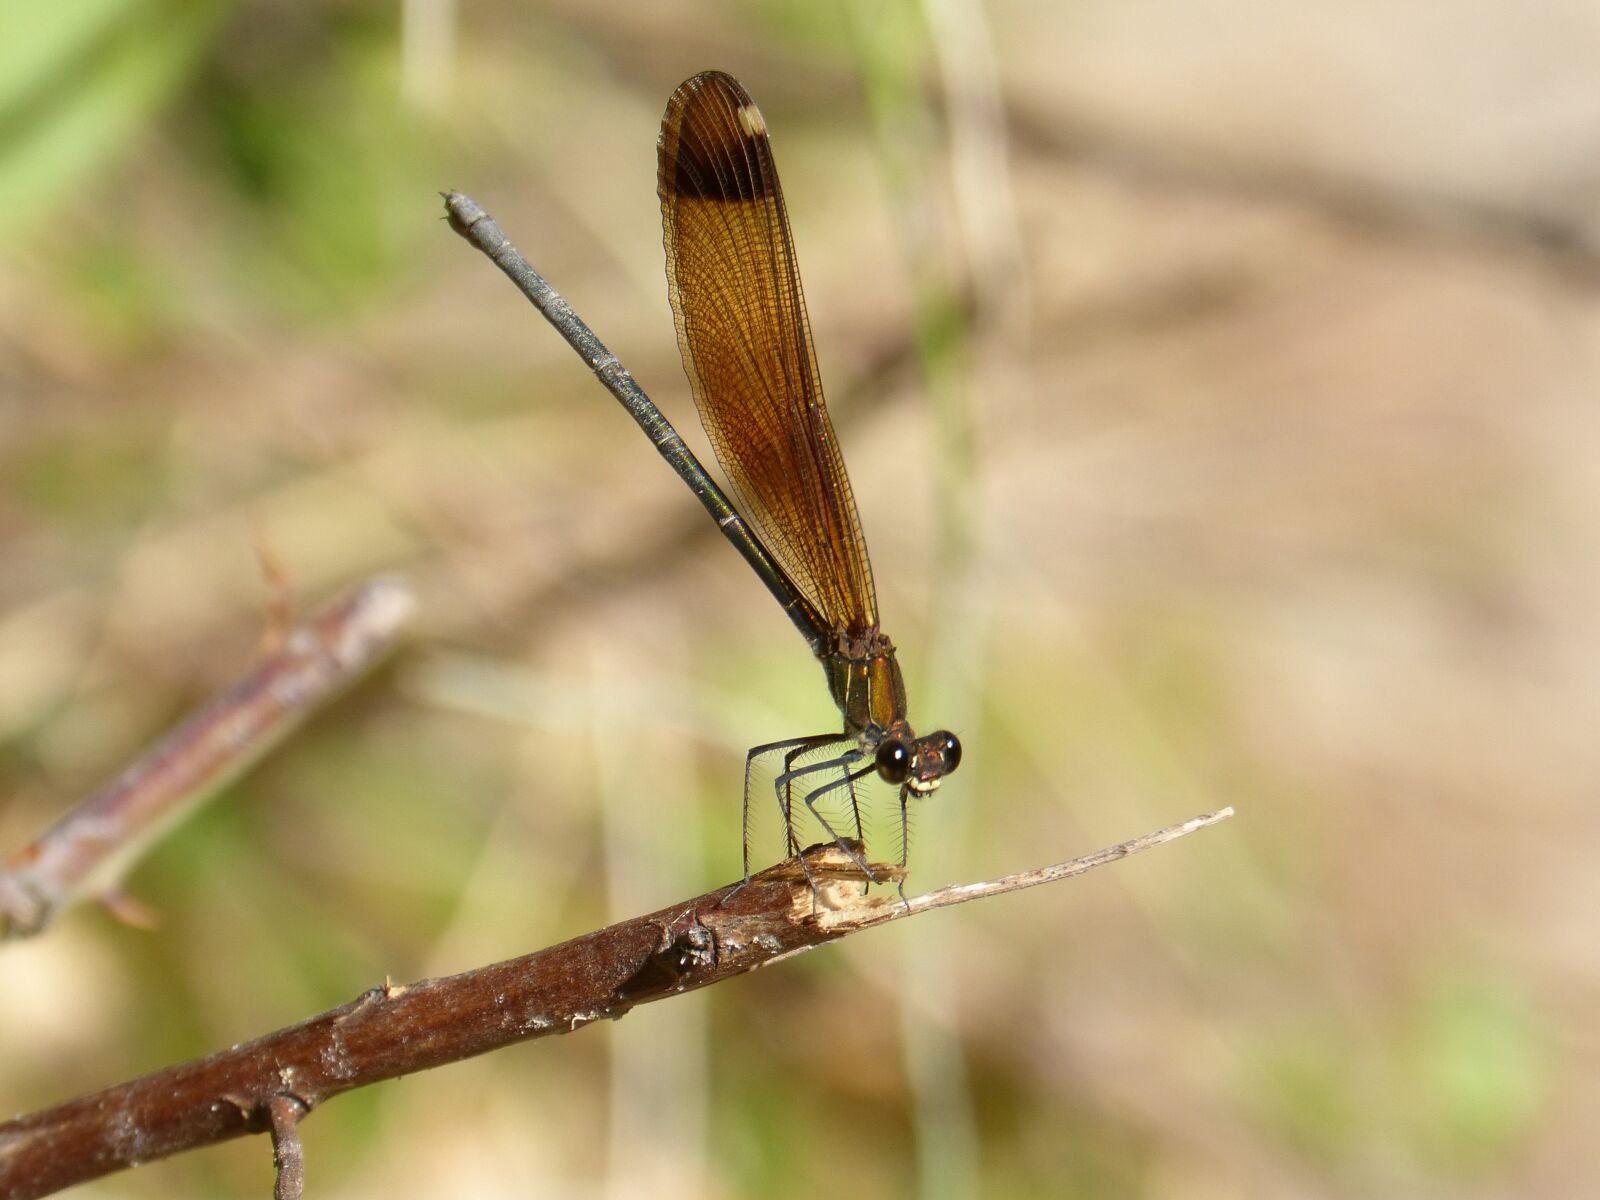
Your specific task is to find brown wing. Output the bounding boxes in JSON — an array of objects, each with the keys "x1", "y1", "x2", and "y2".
[{"x1": 658, "y1": 71, "x2": 878, "y2": 639}]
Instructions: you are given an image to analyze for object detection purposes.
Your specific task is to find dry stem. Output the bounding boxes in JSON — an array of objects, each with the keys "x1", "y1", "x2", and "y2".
[
  {"x1": 0, "y1": 577, "x2": 416, "y2": 942},
  {"x1": 0, "y1": 807, "x2": 1231, "y2": 1199}
]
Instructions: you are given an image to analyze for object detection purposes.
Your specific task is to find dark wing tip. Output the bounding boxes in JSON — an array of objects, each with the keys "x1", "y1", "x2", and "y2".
[{"x1": 661, "y1": 71, "x2": 774, "y2": 203}]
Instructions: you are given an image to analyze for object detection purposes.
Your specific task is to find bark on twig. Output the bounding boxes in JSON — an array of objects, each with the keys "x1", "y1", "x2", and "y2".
[
  {"x1": 265, "y1": 1096, "x2": 305, "y2": 1200},
  {"x1": 0, "y1": 807, "x2": 1232, "y2": 1199},
  {"x1": 0, "y1": 577, "x2": 416, "y2": 942}
]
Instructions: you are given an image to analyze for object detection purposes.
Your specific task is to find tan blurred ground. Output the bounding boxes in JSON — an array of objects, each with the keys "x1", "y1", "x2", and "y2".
[{"x1": 2, "y1": 2, "x2": 1597, "y2": 1197}]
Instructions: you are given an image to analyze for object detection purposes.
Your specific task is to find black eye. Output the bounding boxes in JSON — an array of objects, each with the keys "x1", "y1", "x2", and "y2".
[
  {"x1": 939, "y1": 732, "x2": 962, "y2": 773},
  {"x1": 875, "y1": 738, "x2": 910, "y2": 784}
]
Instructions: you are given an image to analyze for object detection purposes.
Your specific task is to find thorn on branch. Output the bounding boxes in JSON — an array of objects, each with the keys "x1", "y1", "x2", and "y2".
[{"x1": 248, "y1": 516, "x2": 299, "y2": 652}]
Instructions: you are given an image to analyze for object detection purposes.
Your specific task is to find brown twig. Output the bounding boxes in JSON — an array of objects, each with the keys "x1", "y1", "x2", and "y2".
[
  {"x1": 0, "y1": 577, "x2": 416, "y2": 942},
  {"x1": 265, "y1": 1096, "x2": 305, "y2": 1200},
  {"x1": 0, "y1": 807, "x2": 1232, "y2": 1199}
]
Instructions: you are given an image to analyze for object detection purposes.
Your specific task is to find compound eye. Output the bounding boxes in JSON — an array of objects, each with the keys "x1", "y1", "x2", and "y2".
[
  {"x1": 875, "y1": 738, "x2": 910, "y2": 784},
  {"x1": 939, "y1": 732, "x2": 962, "y2": 774}
]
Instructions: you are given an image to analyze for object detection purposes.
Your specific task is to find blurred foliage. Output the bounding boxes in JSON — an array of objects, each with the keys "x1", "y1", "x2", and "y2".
[
  {"x1": 0, "y1": 1, "x2": 1591, "y2": 1198},
  {"x1": 14, "y1": 423, "x2": 168, "y2": 526},
  {"x1": 1242, "y1": 1020, "x2": 1370, "y2": 1164},
  {"x1": 1241, "y1": 959, "x2": 1546, "y2": 1178},
  {"x1": 1400, "y1": 965, "x2": 1546, "y2": 1171},
  {"x1": 0, "y1": 0, "x2": 227, "y2": 245},
  {"x1": 189, "y1": 22, "x2": 436, "y2": 320}
]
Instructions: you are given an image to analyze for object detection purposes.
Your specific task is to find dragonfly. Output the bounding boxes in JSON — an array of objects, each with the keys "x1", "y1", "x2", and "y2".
[
  {"x1": 655, "y1": 71, "x2": 961, "y2": 894},
  {"x1": 445, "y1": 71, "x2": 963, "y2": 899}
]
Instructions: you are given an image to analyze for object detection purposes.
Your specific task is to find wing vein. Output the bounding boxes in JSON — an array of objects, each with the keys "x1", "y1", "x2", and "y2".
[{"x1": 657, "y1": 71, "x2": 878, "y2": 638}]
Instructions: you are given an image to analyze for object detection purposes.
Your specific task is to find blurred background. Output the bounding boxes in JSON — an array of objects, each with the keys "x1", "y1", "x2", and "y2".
[{"x1": 2, "y1": 1, "x2": 1597, "y2": 1196}]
